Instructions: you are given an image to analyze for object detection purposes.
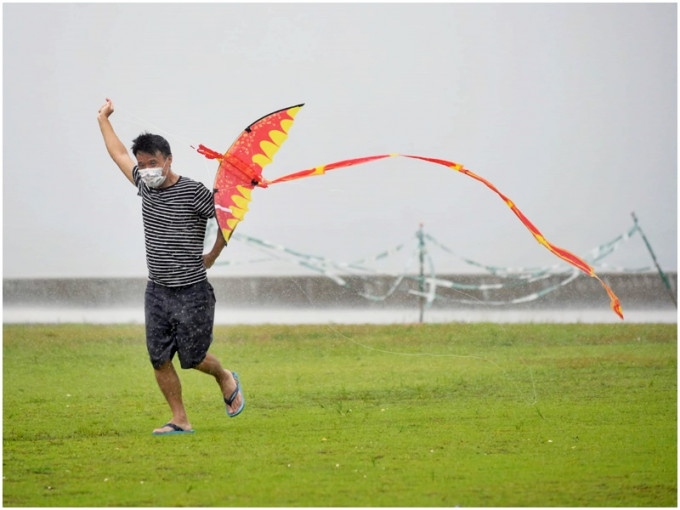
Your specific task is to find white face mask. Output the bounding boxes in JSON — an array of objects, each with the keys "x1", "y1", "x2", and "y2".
[{"x1": 139, "y1": 165, "x2": 167, "y2": 188}]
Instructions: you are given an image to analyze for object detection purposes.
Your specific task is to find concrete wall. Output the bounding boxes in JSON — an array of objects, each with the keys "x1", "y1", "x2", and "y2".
[{"x1": 3, "y1": 272, "x2": 677, "y2": 311}]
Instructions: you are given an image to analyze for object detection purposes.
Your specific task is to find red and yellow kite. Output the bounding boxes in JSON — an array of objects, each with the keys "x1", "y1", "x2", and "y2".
[{"x1": 196, "y1": 104, "x2": 623, "y2": 319}]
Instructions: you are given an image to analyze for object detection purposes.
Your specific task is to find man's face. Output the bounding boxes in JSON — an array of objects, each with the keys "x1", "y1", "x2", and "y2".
[{"x1": 136, "y1": 151, "x2": 171, "y2": 175}]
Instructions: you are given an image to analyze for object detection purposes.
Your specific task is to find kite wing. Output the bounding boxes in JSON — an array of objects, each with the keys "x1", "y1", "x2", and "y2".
[{"x1": 196, "y1": 104, "x2": 304, "y2": 242}]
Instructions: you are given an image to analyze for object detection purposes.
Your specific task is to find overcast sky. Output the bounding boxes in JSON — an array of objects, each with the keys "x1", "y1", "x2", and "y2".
[{"x1": 3, "y1": 2, "x2": 676, "y2": 279}]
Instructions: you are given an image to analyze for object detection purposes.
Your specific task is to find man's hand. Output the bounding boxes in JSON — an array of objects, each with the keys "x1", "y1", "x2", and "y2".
[
  {"x1": 203, "y1": 253, "x2": 217, "y2": 269},
  {"x1": 203, "y1": 231, "x2": 227, "y2": 269},
  {"x1": 97, "y1": 98, "x2": 114, "y2": 122}
]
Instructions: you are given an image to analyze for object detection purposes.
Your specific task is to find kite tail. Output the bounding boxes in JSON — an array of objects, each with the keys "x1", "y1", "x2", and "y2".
[
  {"x1": 269, "y1": 153, "x2": 623, "y2": 319},
  {"x1": 401, "y1": 154, "x2": 623, "y2": 319},
  {"x1": 402, "y1": 155, "x2": 594, "y2": 270},
  {"x1": 266, "y1": 155, "x2": 395, "y2": 184}
]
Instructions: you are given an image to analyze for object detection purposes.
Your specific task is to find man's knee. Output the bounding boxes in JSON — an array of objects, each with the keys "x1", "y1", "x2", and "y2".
[
  {"x1": 154, "y1": 359, "x2": 173, "y2": 371},
  {"x1": 191, "y1": 354, "x2": 210, "y2": 371}
]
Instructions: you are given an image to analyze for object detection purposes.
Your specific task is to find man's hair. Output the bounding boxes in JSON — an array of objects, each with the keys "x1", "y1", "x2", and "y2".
[{"x1": 131, "y1": 132, "x2": 172, "y2": 158}]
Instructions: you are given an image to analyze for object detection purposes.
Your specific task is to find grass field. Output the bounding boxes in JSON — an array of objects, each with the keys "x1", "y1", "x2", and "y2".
[{"x1": 3, "y1": 322, "x2": 677, "y2": 506}]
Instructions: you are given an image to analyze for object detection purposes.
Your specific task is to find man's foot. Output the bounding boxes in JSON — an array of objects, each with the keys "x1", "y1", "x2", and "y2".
[
  {"x1": 223, "y1": 371, "x2": 245, "y2": 417},
  {"x1": 152, "y1": 422, "x2": 194, "y2": 435}
]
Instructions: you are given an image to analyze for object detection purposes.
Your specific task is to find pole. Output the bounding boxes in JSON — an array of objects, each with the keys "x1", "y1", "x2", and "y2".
[
  {"x1": 631, "y1": 212, "x2": 677, "y2": 307},
  {"x1": 417, "y1": 223, "x2": 426, "y2": 323}
]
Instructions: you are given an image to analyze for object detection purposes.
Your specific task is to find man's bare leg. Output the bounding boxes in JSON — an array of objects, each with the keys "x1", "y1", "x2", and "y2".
[
  {"x1": 194, "y1": 353, "x2": 243, "y2": 415},
  {"x1": 152, "y1": 360, "x2": 192, "y2": 433}
]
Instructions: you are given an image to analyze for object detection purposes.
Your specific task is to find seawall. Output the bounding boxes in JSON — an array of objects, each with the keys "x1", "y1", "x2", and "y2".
[{"x1": 3, "y1": 273, "x2": 677, "y2": 312}]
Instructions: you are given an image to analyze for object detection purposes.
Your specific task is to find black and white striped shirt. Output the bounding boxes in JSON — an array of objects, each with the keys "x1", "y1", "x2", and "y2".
[{"x1": 133, "y1": 166, "x2": 215, "y2": 287}]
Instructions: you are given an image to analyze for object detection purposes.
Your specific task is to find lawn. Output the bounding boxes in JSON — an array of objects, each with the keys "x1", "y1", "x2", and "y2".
[{"x1": 3, "y1": 322, "x2": 676, "y2": 506}]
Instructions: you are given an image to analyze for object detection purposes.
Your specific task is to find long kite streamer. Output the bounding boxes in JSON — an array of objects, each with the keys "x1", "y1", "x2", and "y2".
[{"x1": 196, "y1": 104, "x2": 623, "y2": 319}]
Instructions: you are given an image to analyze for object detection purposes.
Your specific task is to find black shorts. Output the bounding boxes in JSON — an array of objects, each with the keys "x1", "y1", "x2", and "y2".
[{"x1": 144, "y1": 279, "x2": 216, "y2": 369}]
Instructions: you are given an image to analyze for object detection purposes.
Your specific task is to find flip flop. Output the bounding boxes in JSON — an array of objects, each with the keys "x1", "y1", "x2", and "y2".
[
  {"x1": 225, "y1": 371, "x2": 246, "y2": 418},
  {"x1": 152, "y1": 423, "x2": 195, "y2": 436}
]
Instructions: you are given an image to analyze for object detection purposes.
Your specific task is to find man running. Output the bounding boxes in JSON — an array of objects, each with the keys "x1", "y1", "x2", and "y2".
[{"x1": 97, "y1": 98, "x2": 244, "y2": 435}]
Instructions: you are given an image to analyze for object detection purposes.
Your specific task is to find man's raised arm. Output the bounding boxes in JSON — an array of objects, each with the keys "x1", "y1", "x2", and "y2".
[{"x1": 97, "y1": 98, "x2": 135, "y2": 185}]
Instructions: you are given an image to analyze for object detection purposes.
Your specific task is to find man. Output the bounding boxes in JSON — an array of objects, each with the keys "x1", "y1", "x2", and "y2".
[{"x1": 97, "y1": 98, "x2": 244, "y2": 435}]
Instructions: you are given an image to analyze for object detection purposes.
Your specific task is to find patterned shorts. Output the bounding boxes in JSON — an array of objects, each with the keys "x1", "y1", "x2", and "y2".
[{"x1": 144, "y1": 279, "x2": 216, "y2": 369}]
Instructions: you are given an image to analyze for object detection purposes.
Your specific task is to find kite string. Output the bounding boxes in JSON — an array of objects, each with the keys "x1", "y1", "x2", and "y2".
[
  {"x1": 113, "y1": 106, "x2": 215, "y2": 175},
  {"x1": 113, "y1": 107, "x2": 195, "y2": 147}
]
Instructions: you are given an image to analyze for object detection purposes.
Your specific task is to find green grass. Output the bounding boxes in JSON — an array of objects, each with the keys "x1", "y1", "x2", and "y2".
[{"x1": 3, "y1": 322, "x2": 677, "y2": 506}]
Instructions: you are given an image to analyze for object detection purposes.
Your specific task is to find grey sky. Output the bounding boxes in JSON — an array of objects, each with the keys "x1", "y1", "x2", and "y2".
[{"x1": 3, "y1": 3, "x2": 676, "y2": 278}]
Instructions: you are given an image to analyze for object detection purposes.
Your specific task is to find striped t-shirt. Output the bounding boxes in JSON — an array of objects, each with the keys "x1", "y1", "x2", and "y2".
[{"x1": 133, "y1": 166, "x2": 215, "y2": 287}]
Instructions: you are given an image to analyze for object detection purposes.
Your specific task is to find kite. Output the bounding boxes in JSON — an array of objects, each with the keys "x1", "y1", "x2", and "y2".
[{"x1": 195, "y1": 104, "x2": 623, "y2": 319}]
